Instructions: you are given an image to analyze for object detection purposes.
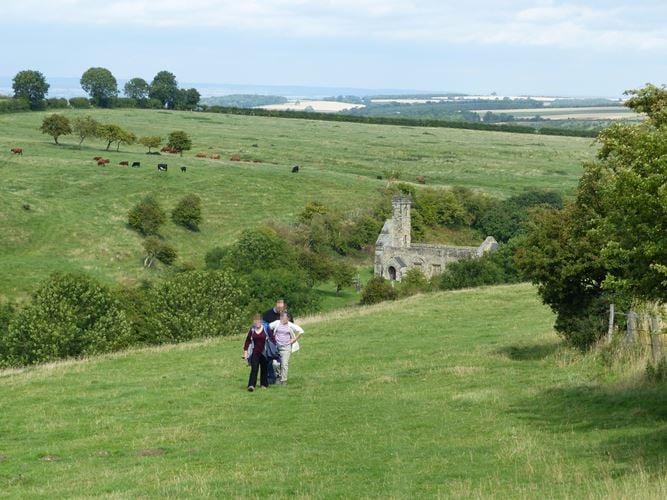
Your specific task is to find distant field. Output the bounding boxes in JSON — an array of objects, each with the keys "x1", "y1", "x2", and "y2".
[
  {"x1": 259, "y1": 100, "x2": 365, "y2": 112},
  {"x1": 0, "y1": 109, "x2": 595, "y2": 299},
  {"x1": 1, "y1": 284, "x2": 666, "y2": 497},
  {"x1": 474, "y1": 106, "x2": 639, "y2": 121}
]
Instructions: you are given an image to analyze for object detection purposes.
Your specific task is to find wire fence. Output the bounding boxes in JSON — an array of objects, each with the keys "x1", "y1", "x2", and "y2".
[{"x1": 607, "y1": 305, "x2": 666, "y2": 362}]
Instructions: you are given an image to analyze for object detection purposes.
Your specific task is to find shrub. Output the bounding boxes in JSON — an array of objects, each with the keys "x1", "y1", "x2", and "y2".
[
  {"x1": 142, "y1": 236, "x2": 177, "y2": 267},
  {"x1": 646, "y1": 357, "x2": 667, "y2": 383},
  {"x1": 172, "y1": 194, "x2": 202, "y2": 230},
  {"x1": 438, "y1": 242, "x2": 520, "y2": 291},
  {"x1": 399, "y1": 268, "x2": 431, "y2": 297},
  {"x1": 204, "y1": 246, "x2": 228, "y2": 269},
  {"x1": 69, "y1": 97, "x2": 91, "y2": 109},
  {"x1": 1, "y1": 273, "x2": 133, "y2": 367},
  {"x1": 0, "y1": 98, "x2": 30, "y2": 113},
  {"x1": 146, "y1": 270, "x2": 248, "y2": 344},
  {"x1": 45, "y1": 98, "x2": 68, "y2": 109},
  {"x1": 128, "y1": 196, "x2": 167, "y2": 236},
  {"x1": 360, "y1": 276, "x2": 398, "y2": 305},
  {"x1": 224, "y1": 227, "x2": 299, "y2": 274},
  {"x1": 244, "y1": 268, "x2": 321, "y2": 316}
]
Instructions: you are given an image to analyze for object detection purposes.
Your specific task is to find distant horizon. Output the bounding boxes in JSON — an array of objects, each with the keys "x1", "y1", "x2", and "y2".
[{"x1": 0, "y1": 75, "x2": 625, "y2": 101}]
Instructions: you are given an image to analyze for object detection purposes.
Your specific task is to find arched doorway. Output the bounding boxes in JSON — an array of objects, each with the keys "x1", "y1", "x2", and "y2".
[{"x1": 388, "y1": 266, "x2": 397, "y2": 281}]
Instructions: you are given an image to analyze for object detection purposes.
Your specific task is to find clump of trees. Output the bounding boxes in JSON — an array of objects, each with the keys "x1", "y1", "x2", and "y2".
[{"x1": 516, "y1": 83, "x2": 667, "y2": 349}]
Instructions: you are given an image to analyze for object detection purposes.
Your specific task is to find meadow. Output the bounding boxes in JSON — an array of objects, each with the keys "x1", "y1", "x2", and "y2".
[
  {"x1": 1, "y1": 283, "x2": 665, "y2": 498},
  {"x1": 0, "y1": 109, "x2": 594, "y2": 301}
]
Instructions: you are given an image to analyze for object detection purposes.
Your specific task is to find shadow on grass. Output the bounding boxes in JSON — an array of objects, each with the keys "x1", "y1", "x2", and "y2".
[
  {"x1": 497, "y1": 342, "x2": 560, "y2": 361},
  {"x1": 512, "y1": 381, "x2": 667, "y2": 473}
]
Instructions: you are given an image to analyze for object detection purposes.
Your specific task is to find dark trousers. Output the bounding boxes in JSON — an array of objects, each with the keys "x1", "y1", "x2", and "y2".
[{"x1": 248, "y1": 354, "x2": 269, "y2": 388}]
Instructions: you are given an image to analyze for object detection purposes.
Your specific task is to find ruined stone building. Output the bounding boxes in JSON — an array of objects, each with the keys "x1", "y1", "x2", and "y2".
[{"x1": 374, "y1": 196, "x2": 498, "y2": 281}]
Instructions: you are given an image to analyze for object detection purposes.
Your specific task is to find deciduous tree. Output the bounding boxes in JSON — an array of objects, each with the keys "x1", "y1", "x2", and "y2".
[
  {"x1": 39, "y1": 113, "x2": 72, "y2": 144},
  {"x1": 80, "y1": 67, "x2": 118, "y2": 107},
  {"x1": 12, "y1": 70, "x2": 49, "y2": 110}
]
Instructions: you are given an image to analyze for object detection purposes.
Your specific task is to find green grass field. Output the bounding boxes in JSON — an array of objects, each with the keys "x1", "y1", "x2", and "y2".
[
  {"x1": 0, "y1": 109, "x2": 595, "y2": 300},
  {"x1": 1, "y1": 284, "x2": 665, "y2": 498}
]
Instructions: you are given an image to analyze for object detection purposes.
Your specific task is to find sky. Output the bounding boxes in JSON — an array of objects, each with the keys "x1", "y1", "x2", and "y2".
[{"x1": 1, "y1": 0, "x2": 666, "y2": 97}]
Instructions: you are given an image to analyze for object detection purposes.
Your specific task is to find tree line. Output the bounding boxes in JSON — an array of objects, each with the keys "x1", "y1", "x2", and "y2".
[{"x1": 4, "y1": 68, "x2": 200, "y2": 112}]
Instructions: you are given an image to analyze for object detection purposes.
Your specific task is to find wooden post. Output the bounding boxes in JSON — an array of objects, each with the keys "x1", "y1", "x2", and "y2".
[
  {"x1": 625, "y1": 311, "x2": 637, "y2": 345},
  {"x1": 607, "y1": 303, "x2": 615, "y2": 344},
  {"x1": 649, "y1": 315, "x2": 663, "y2": 363}
]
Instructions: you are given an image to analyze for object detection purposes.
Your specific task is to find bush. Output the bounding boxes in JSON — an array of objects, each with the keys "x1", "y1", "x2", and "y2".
[
  {"x1": 646, "y1": 357, "x2": 667, "y2": 383},
  {"x1": 0, "y1": 273, "x2": 133, "y2": 367},
  {"x1": 46, "y1": 98, "x2": 69, "y2": 109},
  {"x1": 224, "y1": 227, "x2": 299, "y2": 274},
  {"x1": 438, "y1": 242, "x2": 520, "y2": 290},
  {"x1": 244, "y1": 268, "x2": 321, "y2": 316},
  {"x1": 172, "y1": 194, "x2": 202, "y2": 230},
  {"x1": 0, "y1": 98, "x2": 30, "y2": 114},
  {"x1": 552, "y1": 296, "x2": 610, "y2": 350},
  {"x1": 69, "y1": 97, "x2": 91, "y2": 109},
  {"x1": 399, "y1": 268, "x2": 431, "y2": 297},
  {"x1": 146, "y1": 270, "x2": 248, "y2": 344},
  {"x1": 204, "y1": 246, "x2": 228, "y2": 270},
  {"x1": 128, "y1": 196, "x2": 167, "y2": 235},
  {"x1": 360, "y1": 276, "x2": 398, "y2": 305},
  {"x1": 142, "y1": 236, "x2": 177, "y2": 267}
]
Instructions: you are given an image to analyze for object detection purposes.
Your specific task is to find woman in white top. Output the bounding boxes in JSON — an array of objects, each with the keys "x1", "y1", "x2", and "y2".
[{"x1": 269, "y1": 311, "x2": 304, "y2": 385}]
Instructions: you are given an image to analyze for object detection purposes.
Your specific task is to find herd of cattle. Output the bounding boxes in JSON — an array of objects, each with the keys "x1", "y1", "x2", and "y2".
[{"x1": 8, "y1": 148, "x2": 302, "y2": 174}]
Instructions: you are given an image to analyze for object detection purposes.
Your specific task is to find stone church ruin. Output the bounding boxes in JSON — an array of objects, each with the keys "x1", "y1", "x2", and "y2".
[{"x1": 374, "y1": 195, "x2": 498, "y2": 282}]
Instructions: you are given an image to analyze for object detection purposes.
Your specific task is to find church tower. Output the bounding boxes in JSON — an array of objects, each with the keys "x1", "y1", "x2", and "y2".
[{"x1": 391, "y1": 195, "x2": 411, "y2": 248}]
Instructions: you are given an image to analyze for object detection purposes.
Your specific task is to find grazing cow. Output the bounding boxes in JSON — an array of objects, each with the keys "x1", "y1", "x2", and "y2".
[
  {"x1": 230, "y1": 155, "x2": 241, "y2": 161},
  {"x1": 97, "y1": 159, "x2": 108, "y2": 166},
  {"x1": 131, "y1": 161, "x2": 141, "y2": 168},
  {"x1": 251, "y1": 143, "x2": 258, "y2": 148},
  {"x1": 180, "y1": 166, "x2": 187, "y2": 172},
  {"x1": 253, "y1": 159, "x2": 262, "y2": 163},
  {"x1": 376, "y1": 175, "x2": 383, "y2": 180},
  {"x1": 22, "y1": 203, "x2": 31, "y2": 211},
  {"x1": 210, "y1": 154, "x2": 221, "y2": 160},
  {"x1": 195, "y1": 153, "x2": 207, "y2": 158},
  {"x1": 291, "y1": 165, "x2": 300, "y2": 173},
  {"x1": 94, "y1": 156, "x2": 103, "y2": 161},
  {"x1": 416, "y1": 176, "x2": 426, "y2": 184},
  {"x1": 160, "y1": 146, "x2": 171, "y2": 153},
  {"x1": 119, "y1": 160, "x2": 129, "y2": 166},
  {"x1": 158, "y1": 164, "x2": 168, "y2": 172},
  {"x1": 11, "y1": 148, "x2": 23, "y2": 156}
]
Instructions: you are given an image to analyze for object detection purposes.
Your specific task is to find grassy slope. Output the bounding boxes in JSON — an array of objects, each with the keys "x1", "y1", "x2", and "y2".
[
  {"x1": 0, "y1": 110, "x2": 594, "y2": 300},
  {"x1": 1, "y1": 284, "x2": 665, "y2": 498}
]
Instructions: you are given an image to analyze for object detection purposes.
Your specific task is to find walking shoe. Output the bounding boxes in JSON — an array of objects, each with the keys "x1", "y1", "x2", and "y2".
[
  {"x1": 260, "y1": 385, "x2": 268, "y2": 389},
  {"x1": 248, "y1": 386, "x2": 255, "y2": 392}
]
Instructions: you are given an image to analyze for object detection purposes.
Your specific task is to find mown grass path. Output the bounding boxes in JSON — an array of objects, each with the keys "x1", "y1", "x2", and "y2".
[{"x1": 1, "y1": 284, "x2": 665, "y2": 498}]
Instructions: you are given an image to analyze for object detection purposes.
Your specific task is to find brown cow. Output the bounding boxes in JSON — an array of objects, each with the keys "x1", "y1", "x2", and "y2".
[
  {"x1": 98, "y1": 159, "x2": 110, "y2": 166},
  {"x1": 11, "y1": 148, "x2": 23, "y2": 155},
  {"x1": 94, "y1": 156, "x2": 103, "y2": 161},
  {"x1": 195, "y1": 153, "x2": 207, "y2": 158},
  {"x1": 119, "y1": 160, "x2": 129, "y2": 166},
  {"x1": 230, "y1": 155, "x2": 241, "y2": 161},
  {"x1": 416, "y1": 176, "x2": 426, "y2": 184},
  {"x1": 210, "y1": 154, "x2": 221, "y2": 160},
  {"x1": 160, "y1": 146, "x2": 171, "y2": 153},
  {"x1": 253, "y1": 160, "x2": 263, "y2": 163}
]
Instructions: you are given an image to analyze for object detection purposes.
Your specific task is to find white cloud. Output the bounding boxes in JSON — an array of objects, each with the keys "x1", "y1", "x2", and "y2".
[{"x1": 2, "y1": 0, "x2": 666, "y2": 50}]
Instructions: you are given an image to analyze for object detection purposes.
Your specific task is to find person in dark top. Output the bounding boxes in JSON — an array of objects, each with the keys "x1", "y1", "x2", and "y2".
[
  {"x1": 243, "y1": 314, "x2": 276, "y2": 392},
  {"x1": 263, "y1": 298, "x2": 293, "y2": 325}
]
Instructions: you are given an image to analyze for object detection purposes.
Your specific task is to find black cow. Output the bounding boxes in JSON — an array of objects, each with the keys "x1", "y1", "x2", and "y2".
[
  {"x1": 291, "y1": 165, "x2": 299, "y2": 173},
  {"x1": 180, "y1": 166, "x2": 187, "y2": 172},
  {"x1": 131, "y1": 161, "x2": 140, "y2": 168},
  {"x1": 158, "y1": 164, "x2": 168, "y2": 172}
]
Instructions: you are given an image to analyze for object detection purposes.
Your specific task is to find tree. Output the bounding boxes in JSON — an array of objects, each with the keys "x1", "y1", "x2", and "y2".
[
  {"x1": 39, "y1": 114, "x2": 72, "y2": 145},
  {"x1": 116, "y1": 129, "x2": 137, "y2": 152},
  {"x1": 149, "y1": 71, "x2": 178, "y2": 109},
  {"x1": 360, "y1": 276, "x2": 397, "y2": 305},
  {"x1": 71, "y1": 115, "x2": 100, "y2": 146},
  {"x1": 123, "y1": 77, "x2": 150, "y2": 100},
  {"x1": 142, "y1": 236, "x2": 177, "y2": 268},
  {"x1": 128, "y1": 196, "x2": 167, "y2": 235},
  {"x1": 331, "y1": 263, "x2": 355, "y2": 295},
  {"x1": 172, "y1": 194, "x2": 202, "y2": 231},
  {"x1": 166, "y1": 130, "x2": 192, "y2": 156},
  {"x1": 12, "y1": 70, "x2": 49, "y2": 110},
  {"x1": 80, "y1": 67, "x2": 118, "y2": 107},
  {"x1": 139, "y1": 135, "x2": 162, "y2": 153},
  {"x1": 175, "y1": 87, "x2": 201, "y2": 110}
]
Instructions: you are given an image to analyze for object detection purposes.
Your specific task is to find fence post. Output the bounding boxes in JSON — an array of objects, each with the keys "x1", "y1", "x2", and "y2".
[
  {"x1": 625, "y1": 311, "x2": 637, "y2": 345},
  {"x1": 607, "y1": 303, "x2": 615, "y2": 344},
  {"x1": 649, "y1": 315, "x2": 663, "y2": 363}
]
